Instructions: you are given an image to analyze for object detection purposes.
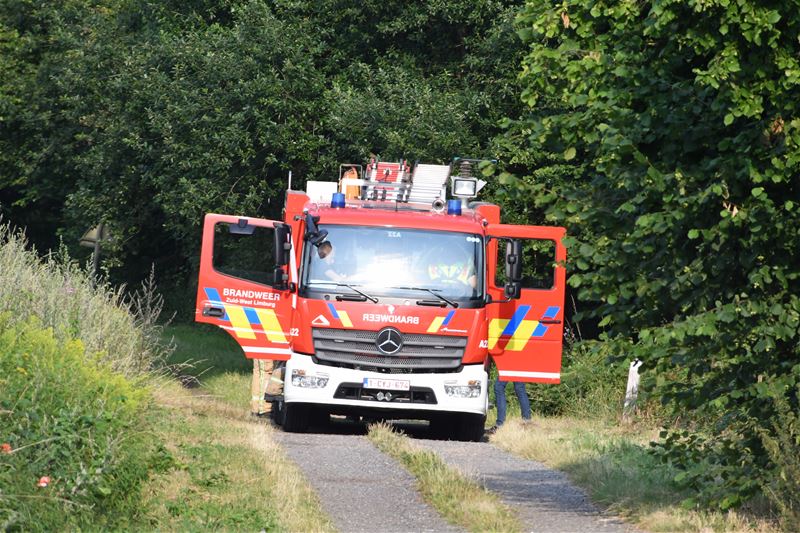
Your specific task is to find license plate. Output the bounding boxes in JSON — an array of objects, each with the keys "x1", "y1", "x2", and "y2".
[{"x1": 362, "y1": 378, "x2": 410, "y2": 391}]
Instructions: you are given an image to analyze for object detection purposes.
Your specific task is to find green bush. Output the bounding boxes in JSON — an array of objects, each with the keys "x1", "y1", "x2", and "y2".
[{"x1": 0, "y1": 316, "x2": 154, "y2": 530}]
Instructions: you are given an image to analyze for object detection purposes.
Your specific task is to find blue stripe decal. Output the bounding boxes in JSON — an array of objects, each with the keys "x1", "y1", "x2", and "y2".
[
  {"x1": 204, "y1": 287, "x2": 222, "y2": 302},
  {"x1": 500, "y1": 305, "x2": 530, "y2": 337},
  {"x1": 543, "y1": 306, "x2": 561, "y2": 319},
  {"x1": 203, "y1": 287, "x2": 229, "y2": 321},
  {"x1": 442, "y1": 310, "x2": 456, "y2": 326},
  {"x1": 244, "y1": 307, "x2": 260, "y2": 325},
  {"x1": 327, "y1": 303, "x2": 340, "y2": 319},
  {"x1": 531, "y1": 323, "x2": 549, "y2": 338}
]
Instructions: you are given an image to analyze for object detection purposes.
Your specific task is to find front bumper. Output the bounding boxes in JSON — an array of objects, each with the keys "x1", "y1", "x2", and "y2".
[{"x1": 284, "y1": 354, "x2": 488, "y2": 416}]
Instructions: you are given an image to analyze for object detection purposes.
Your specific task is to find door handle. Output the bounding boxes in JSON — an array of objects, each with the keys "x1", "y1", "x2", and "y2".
[
  {"x1": 203, "y1": 305, "x2": 225, "y2": 318},
  {"x1": 539, "y1": 320, "x2": 561, "y2": 325}
]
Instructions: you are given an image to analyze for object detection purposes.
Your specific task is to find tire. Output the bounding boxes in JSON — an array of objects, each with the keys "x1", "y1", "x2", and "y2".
[
  {"x1": 308, "y1": 407, "x2": 329, "y2": 428},
  {"x1": 271, "y1": 399, "x2": 285, "y2": 425},
  {"x1": 282, "y1": 403, "x2": 310, "y2": 433},
  {"x1": 429, "y1": 414, "x2": 456, "y2": 440},
  {"x1": 455, "y1": 413, "x2": 486, "y2": 442}
]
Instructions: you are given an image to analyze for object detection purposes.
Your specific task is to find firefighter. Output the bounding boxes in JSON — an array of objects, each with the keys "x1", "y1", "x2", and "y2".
[
  {"x1": 317, "y1": 240, "x2": 352, "y2": 282},
  {"x1": 251, "y1": 358, "x2": 273, "y2": 416},
  {"x1": 427, "y1": 250, "x2": 477, "y2": 291}
]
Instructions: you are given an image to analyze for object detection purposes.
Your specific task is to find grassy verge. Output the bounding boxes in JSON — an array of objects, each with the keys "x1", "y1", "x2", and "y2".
[
  {"x1": 138, "y1": 324, "x2": 335, "y2": 532},
  {"x1": 0, "y1": 317, "x2": 157, "y2": 530},
  {"x1": 135, "y1": 381, "x2": 335, "y2": 532},
  {"x1": 368, "y1": 423, "x2": 522, "y2": 533},
  {"x1": 490, "y1": 418, "x2": 778, "y2": 533},
  {"x1": 0, "y1": 224, "x2": 164, "y2": 529}
]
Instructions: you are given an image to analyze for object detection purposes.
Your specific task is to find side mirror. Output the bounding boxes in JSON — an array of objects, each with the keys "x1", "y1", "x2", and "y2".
[
  {"x1": 274, "y1": 223, "x2": 292, "y2": 266},
  {"x1": 504, "y1": 280, "x2": 521, "y2": 300},
  {"x1": 273, "y1": 266, "x2": 288, "y2": 290},
  {"x1": 304, "y1": 213, "x2": 328, "y2": 245},
  {"x1": 505, "y1": 240, "x2": 523, "y2": 282}
]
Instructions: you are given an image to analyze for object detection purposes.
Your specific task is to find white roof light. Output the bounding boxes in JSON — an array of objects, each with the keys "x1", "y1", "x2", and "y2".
[{"x1": 452, "y1": 177, "x2": 478, "y2": 197}]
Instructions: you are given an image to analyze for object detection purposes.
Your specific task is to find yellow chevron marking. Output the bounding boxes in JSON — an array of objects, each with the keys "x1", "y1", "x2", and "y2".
[
  {"x1": 254, "y1": 308, "x2": 288, "y2": 344},
  {"x1": 338, "y1": 310, "x2": 353, "y2": 328},
  {"x1": 488, "y1": 319, "x2": 509, "y2": 350},
  {"x1": 427, "y1": 316, "x2": 445, "y2": 333},
  {"x1": 506, "y1": 320, "x2": 539, "y2": 351},
  {"x1": 227, "y1": 306, "x2": 256, "y2": 339}
]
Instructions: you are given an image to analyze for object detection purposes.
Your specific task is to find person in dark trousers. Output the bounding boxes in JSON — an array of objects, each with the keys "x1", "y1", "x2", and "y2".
[{"x1": 488, "y1": 378, "x2": 532, "y2": 433}]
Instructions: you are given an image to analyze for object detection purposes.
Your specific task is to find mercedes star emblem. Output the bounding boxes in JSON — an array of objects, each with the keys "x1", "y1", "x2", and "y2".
[{"x1": 376, "y1": 327, "x2": 403, "y2": 355}]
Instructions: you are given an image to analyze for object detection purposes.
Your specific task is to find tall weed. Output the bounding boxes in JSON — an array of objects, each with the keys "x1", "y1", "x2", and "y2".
[
  {"x1": 0, "y1": 223, "x2": 169, "y2": 529},
  {"x1": 759, "y1": 386, "x2": 800, "y2": 530},
  {"x1": 0, "y1": 223, "x2": 169, "y2": 375}
]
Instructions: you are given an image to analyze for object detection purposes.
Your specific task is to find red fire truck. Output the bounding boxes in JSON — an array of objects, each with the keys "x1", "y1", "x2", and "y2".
[{"x1": 195, "y1": 160, "x2": 566, "y2": 441}]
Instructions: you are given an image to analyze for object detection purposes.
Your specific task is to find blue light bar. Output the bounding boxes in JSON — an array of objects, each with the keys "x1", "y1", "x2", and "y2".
[
  {"x1": 447, "y1": 199, "x2": 462, "y2": 215},
  {"x1": 331, "y1": 192, "x2": 346, "y2": 208}
]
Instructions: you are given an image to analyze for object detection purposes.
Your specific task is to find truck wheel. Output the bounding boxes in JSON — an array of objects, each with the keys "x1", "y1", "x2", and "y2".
[
  {"x1": 429, "y1": 414, "x2": 455, "y2": 440},
  {"x1": 309, "y1": 407, "x2": 329, "y2": 428},
  {"x1": 271, "y1": 399, "x2": 285, "y2": 426},
  {"x1": 282, "y1": 403, "x2": 310, "y2": 433},
  {"x1": 455, "y1": 413, "x2": 486, "y2": 442}
]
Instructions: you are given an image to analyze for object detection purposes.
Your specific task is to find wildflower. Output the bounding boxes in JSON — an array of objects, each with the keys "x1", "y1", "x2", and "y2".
[
  {"x1": 37, "y1": 476, "x2": 51, "y2": 488},
  {"x1": 1, "y1": 443, "x2": 11, "y2": 454}
]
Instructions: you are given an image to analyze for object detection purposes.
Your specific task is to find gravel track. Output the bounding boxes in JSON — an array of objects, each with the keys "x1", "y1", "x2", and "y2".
[
  {"x1": 273, "y1": 419, "x2": 636, "y2": 533},
  {"x1": 274, "y1": 429, "x2": 463, "y2": 533},
  {"x1": 414, "y1": 438, "x2": 634, "y2": 532}
]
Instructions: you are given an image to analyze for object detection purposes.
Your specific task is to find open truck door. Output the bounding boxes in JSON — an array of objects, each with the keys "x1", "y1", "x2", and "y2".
[
  {"x1": 195, "y1": 213, "x2": 295, "y2": 360},
  {"x1": 486, "y1": 224, "x2": 567, "y2": 383}
]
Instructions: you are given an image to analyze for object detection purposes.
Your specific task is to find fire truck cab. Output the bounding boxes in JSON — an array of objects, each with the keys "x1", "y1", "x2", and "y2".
[{"x1": 195, "y1": 160, "x2": 567, "y2": 441}]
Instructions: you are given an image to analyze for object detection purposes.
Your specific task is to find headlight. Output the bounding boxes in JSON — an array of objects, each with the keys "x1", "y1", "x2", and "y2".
[
  {"x1": 444, "y1": 379, "x2": 481, "y2": 398},
  {"x1": 291, "y1": 369, "x2": 329, "y2": 388}
]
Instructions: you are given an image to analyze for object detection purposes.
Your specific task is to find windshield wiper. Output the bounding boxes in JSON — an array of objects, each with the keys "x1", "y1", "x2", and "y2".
[
  {"x1": 309, "y1": 282, "x2": 378, "y2": 303},
  {"x1": 389, "y1": 286, "x2": 458, "y2": 308}
]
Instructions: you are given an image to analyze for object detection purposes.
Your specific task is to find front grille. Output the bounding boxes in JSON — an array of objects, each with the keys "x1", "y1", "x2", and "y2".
[{"x1": 313, "y1": 328, "x2": 466, "y2": 372}]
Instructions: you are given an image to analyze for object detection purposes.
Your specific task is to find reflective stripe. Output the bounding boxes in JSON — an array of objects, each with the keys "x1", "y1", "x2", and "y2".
[
  {"x1": 227, "y1": 306, "x2": 256, "y2": 339},
  {"x1": 338, "y1": 310, "x2": 353, "y2": 328},
  {"x1": 488, "y1": 318, "x2": 509, "y2": 350},
  {"x1": 242, "y1": 346, "x2": 293, "y2": 355},
  {"x1": 222, "y1": 324, "x2": 288, "y2": 337},
  {"x1": 427, "y1": 316, "x2": 445, "y2": 333},
  {"x1": 499, "y1": 370, "x2": 560, "y2": 380},
  {"x1": 254, "y1": 308, "x2": 289, "y2": 343},
  {"x1": 500, "y1": 305, "x2": 530, "y2": 337},
  {"x1": 506, "y1": 320, "x2": 539, "y2": 351},
  {"x1": 442, "y1": 310, "x2": 456, "y2": 326}
]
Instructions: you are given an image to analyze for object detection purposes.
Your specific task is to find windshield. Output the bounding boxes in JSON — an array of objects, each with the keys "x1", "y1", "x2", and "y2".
[{"x1": 303, "y1": 225, "x2": 483, "y2": 302}]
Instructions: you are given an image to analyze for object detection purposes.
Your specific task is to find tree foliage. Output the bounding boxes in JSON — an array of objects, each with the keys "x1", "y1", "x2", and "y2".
[
  {"x1": 512, "y1": 0, "x2": 800, "y2": 509},
  {"x1": 0, "y1": 0, "x2": 525, "y2": 290}
]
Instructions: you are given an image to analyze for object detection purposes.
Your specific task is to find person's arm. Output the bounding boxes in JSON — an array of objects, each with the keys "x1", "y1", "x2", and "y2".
[{"x1": 466, "y1": 262, "x2": 477, "y2": 288}]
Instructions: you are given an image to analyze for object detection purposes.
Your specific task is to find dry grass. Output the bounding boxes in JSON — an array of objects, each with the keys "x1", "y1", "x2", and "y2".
[
  {"x1": 490, "y1": 417, "x2": 779, "y2": 533},
  {"x1": 368, "y1": 422, "x2": 522, "y2": 533}
]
